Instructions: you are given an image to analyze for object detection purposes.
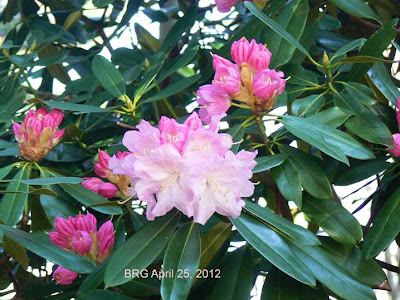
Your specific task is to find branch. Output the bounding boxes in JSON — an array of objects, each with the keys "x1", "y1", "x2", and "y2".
[
  {"x1": 377, "y1": 260, "x2": 400, "y2": 274},
  {"x1": 351, "y1": 15, "x2": 400, "y2": 34},
  {"x1": 81, "y1": 15, "x2": 113, "y2": 53}
]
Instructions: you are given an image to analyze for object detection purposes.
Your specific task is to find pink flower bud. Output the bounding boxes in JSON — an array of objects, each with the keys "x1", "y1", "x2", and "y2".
[
  {"x1": 53, "y1": 266, "x2": 78, "y2": 285},
  {"x1": 215, "y1": 0, "x2": 239, "y2": 12},
  {"x1": 48, "y1": 109, "x2": 64, "y2": 128},
  {"x1": 13, "y1": 123, "x2": 21, "y2": 141},
  {"x1": 389, "y1": 133, "x2": 400, "y2": 157},
  {"x1": 71, "y1": 230, "x2": 93, "y2": 255},
  {"x1": 81, "y1": 177, "x2": 104, "y2": 194},
  {"x1": 97, "y1": 220, "x2": 115, "y2": 258},
  {"x1": 54, "y1": 216, "x2": 76, "y2": 237},
  {"x1": 52, "y1": 129, "x2": 65, "y2": 144},
  {"x1": 94, "y1": 150, "x2": 111, "y2": 177},
  {"x1": 28, "y1": 117, "x2": 43, "y2": 137},
  {"x1": 42, "y1": 114, "x2": 56, "y2": 129},
  {"x1": 49, "y1": 232, "x2": 70, "y2": 249},
  {"x1": 197, "y1": 84, "x2": 231, "y2": 124},
  {"x1": 252, "y1": 69, "x2": 286, "y2": 100},
  {"x1": 74, "y1": 213, "x2": 97, "y2": 234},
  {"x1": 231, "y1": 38, "x2": 271, "y2": 71},
  {"x1": 98, "y1": 182, "x2": 118, "y2": 198},
  {"x1": 212, "y1": 55, "x2": 240, "y2": 94},
  {"x1": 36, "y1": 107, "x2": 48, "y2": 117}
]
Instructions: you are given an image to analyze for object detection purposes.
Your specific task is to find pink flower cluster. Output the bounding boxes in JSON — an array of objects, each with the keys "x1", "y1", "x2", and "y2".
[
  {"x1": 197, "y1": 37, "x2": 286, "y2": 123},
  {"x1": 49, "y1": 213, "x2": 115, "y2": 285},
  {"x1": 82, "y1": 151, "x2": 133, "y2": 199},
  {"x1": 389, "y1": 96, "x2": 400, "y2": 157},
  {"x1": 13, "y1": 107, "x2": 65, "y2": 162},
  {"x1": 215, "y1": 0, "x2": 251, "y2": 13},
  {"x1": 109, "y1": 112, "x2": 257, "y2": 225}
]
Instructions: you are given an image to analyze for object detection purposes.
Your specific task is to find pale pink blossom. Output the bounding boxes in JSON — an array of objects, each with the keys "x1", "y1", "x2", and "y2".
[
  {"x1": 389, "y1": 133, "x2": 400, "y2": 157},
  {"x1": 53, "y1": 266, "x2": 78, "y2": 285},
  {"x1": 159, "y1": 116, "x2": 186, "y2": 152},
  {"x1": 13, "y1": 107, "x2": 65, "y2": 162},
  {"x1": 122, "y1": 120, "x2": 160, "y2": 156},
  {"x1": 197, "y1": 84, "x2": 231, "y2": 124},
  {"x1": 252, "y1": 69, "x2": 286, "y2": 101}
]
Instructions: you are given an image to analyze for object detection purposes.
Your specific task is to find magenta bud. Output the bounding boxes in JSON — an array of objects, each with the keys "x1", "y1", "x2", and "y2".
[
  {"x1": 389, "y1": 133, "x2": 400, "y2": 157},
  {"x1": 13, "y1": 123, "x2": 21, "y2": 141},
  {"x1": 54, "y1": 217, "x2": 76, "y2": 237},
  {"x1": 73, "y1": 213, "x2": 97, "y2": 234},
  {"x1": 49, "y1": 232, "x2": 70, "y2": 249},
  {"x1": 98, "y1": 182, "x2": 118, "y2": 199},
  {"x1": 48, "y1": 109, "x2": 64, "y2": 127},
  {"x1": 71, "y1": 230, "x2": 93, "y2": 255},
  {"x1": 53, "y1": 266, "x2": 78, "y2": 285},
  {"x1": 81, "y1": 177, "x2": 104, "y2": 194},
  {"x1": 97, "y1": 220, "x2": 115, "y2": 257}
]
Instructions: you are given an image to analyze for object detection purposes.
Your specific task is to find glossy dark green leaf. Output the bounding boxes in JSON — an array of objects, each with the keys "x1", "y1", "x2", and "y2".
[
  {"x1": 307, "y1": 107, "x2": 352, "y2": 128},
  {"x1": 328, "y1": 0, "x2": 380, "y2": 23},
  {"x1": 334, "y1": 93, "x2": 393, "y2": 147},
  {"x1": 59, "y1": 182, "x2": 122, "y2": 215},
  {"x1": 228, "y1": 124, "x2": 245, "y2": 154},
  {"x1": 199, "y1": 221, "x2": 232, "y2": 270},
  {"x1": 302, "y1": 197, "x2": 362, "y2": 245},
  {"x1": 0, "y1": 165, "x2": 14, "y2": 180},
  {"x1": 332, "y1": 38, "x2": 365, "y2": 59},
  {"x1": 244, "y1": 201, "x2": 320, "y2": 246},
  {"x1": 92, "y1": 0, "x2": 115, "y2": 8},
  {"x1": 92, "y1": 55, "x2": 126, "y2": 98},
  {"x1": 105, "y1": 211, "x2": 180, "y2": 287},
  {"x1": 363, "y1": 187, "x2": 400, "y2": 259},
  {"x1": 78, "y1": 258, "x2": 110, "y2": 296},
  {"x1": 281, "y1": 146, "x2": 332, "y2": 200},
  {"x1": 281, "y1": 115, "x2": 375, "y2": 164},
  {"x1": 349, "y1": 19, "x2": 396, "y2": 80},
  {"x1": 253, "y1": 153, "x2": 289, "y2": 173},
  {"x1": 230, "y1": 213, "x2": 315, "y2": 286},
  {"x1": 141, "y1": 74, "x2": 200, "y2": 103},
  {"x1": 0, "y1": 176, "x2": 82, "y2": 185},
  {"x1": 368, "y1": 63, "x2": 400, "y2": 105},
  {"x1": 45, "y1": 100, "x2": 112, "y2": 113},
  {"x1": 271, "y1": 160, "x2": 302, "y2": 207},
  {"x1": 283, "y1": 64, "x2": 318, "y2": 87},
  {"x1": 245, "y1": 2, "x2": 309, "y2": 57},
  {"x1": 77, "y1": 289, "x2": 133, "y2": 300},
  {"x1": 161, "y1": 222, "x2": 200, "y2": 300},
  {"x1": 288, "y1": 241, "x2": 375, "y2": 300},
  {"x1": 211, "y1": 246, "x2": 254, "y2": 300},
  {"x1": 0, "y1": 226, "x2": 96, "y2": 273},
  {"x1": 265, "y1": 0, "x2": 308, "y2": 67},
  {"x1": 120, "y1": 277, "x2": 161, "y2": 297},
  {"x1": 292, "y1": 94, "x2": 325, "y2": 117},
  {"x1": 0, "y1": 168, "x2": 29, "y2": 225},
  {"x1": 343, "y1": 82, "x2": 377, "y2": 105}
]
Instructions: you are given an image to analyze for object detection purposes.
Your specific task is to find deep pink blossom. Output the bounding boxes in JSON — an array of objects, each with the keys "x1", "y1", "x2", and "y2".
[
  {"x1": 71, "y1": 230, "x2": 93, "y2": 255},
  {"x1": 53, "y1": 266, "x2": 78, "y2": 285},
  {"x1": 215, "y1": 0, "x2": 238, "y2": 12},
  {"x1": 97, "y1": 220, "x2": 115, "y2": 258},
  {"x1": 252, "y1": 69, "x2": 286, "y2": 101},
  {"x1": 212, "y1": 55, "x2": 240, "y2": 94},
  {"x1": 389, "y1": 133, "x2": 400, "y2": 157},
  {"x1": 81, "y1": 177, "x2": 104, "y2": 194},
  {"x1": 74, "y1": 213, "x2": 97, "y2": 234},
  {"x1": 13, "y1": 107, "x2": 65, "y2": 162},
  {"x1": 98, "y1": 182, "x2": 118, "y2": 198}
]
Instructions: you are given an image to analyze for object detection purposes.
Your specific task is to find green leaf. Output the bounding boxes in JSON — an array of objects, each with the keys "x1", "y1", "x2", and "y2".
[
  {"x1": 78, "y1": 258, "x2": 110, "y2": 296},
  {"x1": 59, "y1": 182, "x2": 122, "y2": 215},
  {"x1": 265, "y1": 0, "x2": 308, "y2": 67},
  {"x1": 368, "y1": 63, "x2": 400, "y2": 105},
  {"x1": 0, "y1": 176, "x2": 82, "y2": 185},
  {"x1": 332, "y1": 38, "x2": 365, "y2": 59},
  {"x1": 199, "y1": 221, "x2": 232, "y2": 270},
  {"x1": 244, "y1": 201, "x2": 320, "y2": 246},
  {"x1": 105, "y1": 211, "x2": 180, "y2": 287},
  {"x1": 334, "y1": 93, "x2": 393, "y2": 147},
  {"x1": 292, "y1": 94, "x2": 325, "y2": 117},
  {"x1": 283, "y1": 64, "x2": 318, "y2": 87},
  {"x1": 45, "y1": 100, "x2": 112, "y2": 114},
  {"x1": 253, "y1": 153, "x2": 289, "y2": 173},
  {"x1": 2, "y1": 235, "x2": 29, "y2": 269},
  {"x1": 334, "y1": 156, "x2": 389, "y2": 186},
  {"x1": 230, "y1": 213, "x2": 315, "y2": 286},
  {"x1": 92, "y1": 55, "x2": 126, "y2": 98},
  {"x1": 307, "y1": 107, "x2": 352, "y2": 128},
  {"x1": 321, "y1": 238, "x2": 386, "y2": 287},
  {"x1": 161, "y1": 222, "x2": 200, "y2": 300},
  {"x1": 281, "y1": 115, "x2": 375, "y2": 164},
  {"x1": 328, "y1": 0, "x2": 380, "y2": 23},
  {"x1": 120, "y1": 277, "x2": 161, "y2": 297},
  {"x1": 288, "y1": 241, "x2": 375, "y2": 300},
  {"x1": 339, "y1": 55, "x2": 395, "y2": 64},
  {"x1": 228, "y1": 124, "x2": 245, "y2": 154},
  {"x1": 281, "y1": 146, "x2": 332, "y2": 200},
  {"x1": 0, "y1": 168, "x2": 29, "y2": 225},
  {"x1": 92, "y1": 0, "x2": 114, "y2": 8},
  {"x1": 349, "y1": 19, "x2": 396, "y2": 80},
  {"x1": 343, "y1": 82, "x2": 377, "y2": 105},
  {"x1": 211, "y1": 246, "x2": 254, "y2": 300},
  {"x1": 0, "y1": 165, "x2": 14, "y2": 180},
  {"x1": 0, "y1": 226, "x2": 96, "y2": 273},
  {"x1": 262, "y1": 267, "x2": 328, "y2": 300},
  {"x1": 302, "y1": 197, "x2": 363, "y2": 245},
  {"x1": 141, "y1": 74, "x2": 200, "y2": 104},
  {"x1": 77, "y1": 289, "x2": 133, "y2": 300},
  {"x1": 245, "y1": 2, "x2": 309, "y2": 57},
  {"x1": 271, "y1": 160, "x2": 302, "y2": 208},
  {"x1": 363, "y1": 187, "x2": 400, "y2": 259}
]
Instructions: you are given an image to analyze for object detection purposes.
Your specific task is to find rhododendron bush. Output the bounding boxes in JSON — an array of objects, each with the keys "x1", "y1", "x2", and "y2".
[{"x1": 0, "y1": 0, "x2": 399, "y2": 299}]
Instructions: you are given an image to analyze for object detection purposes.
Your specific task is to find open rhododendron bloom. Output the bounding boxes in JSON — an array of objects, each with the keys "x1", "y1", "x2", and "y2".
[
  {"x1": 196, "y1": 37, "x2": 286, "y2": 123},
  {"x1": 13, "y1": 107, "x2": 65, "y2": 162},
  {"x1": 109, "y1": 112, "x2": 257, "y2": 225},
  {"x1": 49, "y1": 213, "x2": 115, "y2": 285}
]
